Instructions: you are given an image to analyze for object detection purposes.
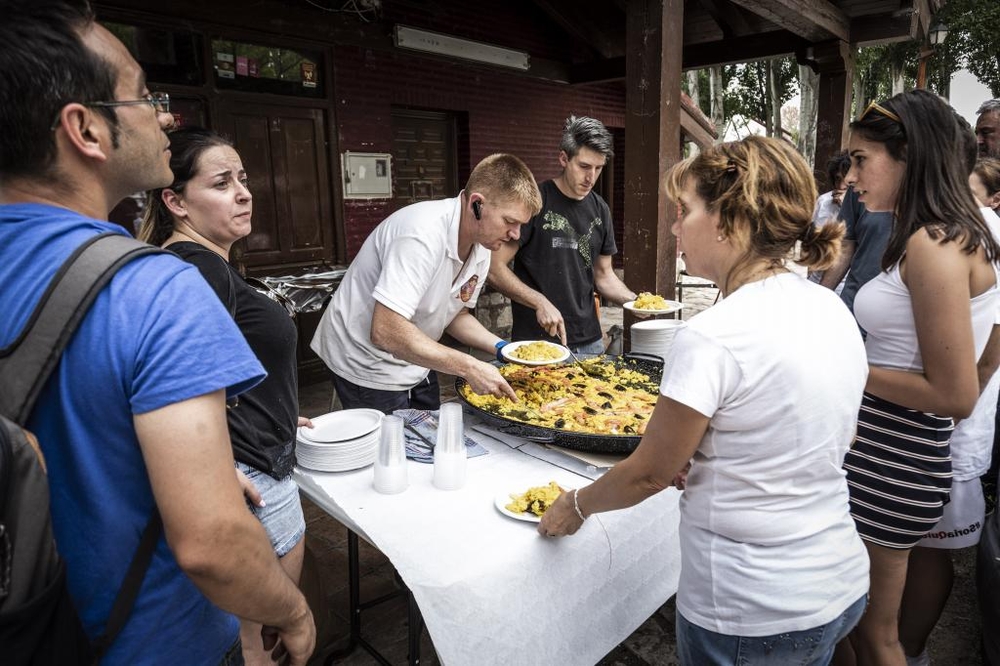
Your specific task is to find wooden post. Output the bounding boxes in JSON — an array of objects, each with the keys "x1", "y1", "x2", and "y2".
[
  {"x1": 916, "y1": 47, "x2": 933, "y2": 89},
  {"x1": 812, "y1": 40, "x2": 853, "y2": 192},
  {"x1": 623, "y1": 0, "x2": 683, "y2": 308}
]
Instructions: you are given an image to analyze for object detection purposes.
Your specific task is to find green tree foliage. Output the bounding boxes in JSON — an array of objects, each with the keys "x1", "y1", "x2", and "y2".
[
  {"x1": 937, "y1": 0, "x2": 1000, "y2": 96},
  {"x1": 726, "y1": 59, "x2": 798, "y2": 136},
  {"x1": 854, "y1": 42, "x2": 921, "y2": 107},
  {"x1": 852, "y1": 0, "x2": 1000, "y2": 106},
  {"x1": 681, "y1": 59, "x2": 797, "y2": 138}
]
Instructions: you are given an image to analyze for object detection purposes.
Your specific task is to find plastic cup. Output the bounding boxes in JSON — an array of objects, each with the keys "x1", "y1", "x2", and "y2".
[
  {"x1": 433, "y1": 403, "x2": 466, "y2": 490},
  {"x1": 437, "y1": 403, "x2": 464, "y2": 452},
  {"x1": 373, "y1": 415, "x2": 408, "y2": 494}
]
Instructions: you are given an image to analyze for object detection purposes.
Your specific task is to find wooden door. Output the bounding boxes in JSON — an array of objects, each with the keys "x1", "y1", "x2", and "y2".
[
  {"x1": 218, "y1": 101, "x2": 335, "y2": 270},
  {"x1": 391, "y1": 109, "x2": 458, "y2": 211}
]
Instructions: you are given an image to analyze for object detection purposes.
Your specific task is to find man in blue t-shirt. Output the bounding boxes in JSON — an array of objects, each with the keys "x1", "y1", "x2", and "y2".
[
  {"x1": 488, "y1": 115, "x2": 639, "y2": 354},
  {"x1": 819, "y1": 187, "x2": 893, "y2": 313},
  {"x1": 0, "y1": 2, "x2": 314, "y2": 663}
]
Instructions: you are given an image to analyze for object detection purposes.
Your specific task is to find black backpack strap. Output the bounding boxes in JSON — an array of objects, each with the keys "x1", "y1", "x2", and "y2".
[
  {"x1": 90, "y1": 512, "x2": 163, "y2": 661},
  {"x1": 0, "y1": 232, "x2": 166, "y2": 659},
  {"x1": 0, "y1": 233, "x2": 164, "y2": 424}
]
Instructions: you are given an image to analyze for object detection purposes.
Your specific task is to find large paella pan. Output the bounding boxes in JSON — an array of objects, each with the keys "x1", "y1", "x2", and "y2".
[{"x1": 456, "y1": 354, "x2": 663, "y2": 454}]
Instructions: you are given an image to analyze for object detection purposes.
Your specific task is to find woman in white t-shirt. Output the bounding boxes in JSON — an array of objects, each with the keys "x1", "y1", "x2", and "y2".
[
  {"x1": 540, "y1": 136, "x2": 870, "y2": 665},
  {"x1": 840, "y1": 91, "x2": 1000, "y2": 665}
]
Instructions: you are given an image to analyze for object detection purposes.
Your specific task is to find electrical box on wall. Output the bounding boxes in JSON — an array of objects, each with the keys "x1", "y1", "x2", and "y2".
[{"x1": 342, "y1": 151, "x2": 392, "y2": 199}]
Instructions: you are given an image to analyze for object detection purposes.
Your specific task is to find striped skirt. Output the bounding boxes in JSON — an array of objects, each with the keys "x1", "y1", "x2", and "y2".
[{"x1": 844, "y1": 392, "x2": 954, "y2": 549}]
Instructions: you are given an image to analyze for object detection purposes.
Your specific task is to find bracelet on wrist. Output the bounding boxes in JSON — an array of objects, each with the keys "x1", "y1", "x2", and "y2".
[
  {"x1": 494, "y1": 339, "x2": 509, "y2": 362},
  {"x1": 571, "y1": 488, "x2": 587, "y2": 522}
]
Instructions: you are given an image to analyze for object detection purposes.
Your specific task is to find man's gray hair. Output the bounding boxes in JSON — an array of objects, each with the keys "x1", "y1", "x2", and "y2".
[
  {"x1": 978, "y1": 100, "x2": 1000, "y2": 116},
  {"x1": 560, "y1": 115, "x2": 614, "y2": 159}
]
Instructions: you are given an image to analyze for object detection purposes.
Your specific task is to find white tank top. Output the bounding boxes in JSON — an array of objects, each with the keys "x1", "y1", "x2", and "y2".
[{"x1": 855, "y1": 259, "x2": 998, "y2": 372}]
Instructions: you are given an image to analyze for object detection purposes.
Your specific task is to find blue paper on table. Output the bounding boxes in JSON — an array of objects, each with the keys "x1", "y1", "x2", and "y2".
[{"x1": 393, "y1": 408, "x2": 489, "y2": 464}]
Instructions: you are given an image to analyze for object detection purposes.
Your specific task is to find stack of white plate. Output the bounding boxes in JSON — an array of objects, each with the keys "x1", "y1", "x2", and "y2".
[
  {"x1": 631, "y1": 319, "x2": 687, "y2": 363},
  {"x1": 295, "y1": 409, "x2": 383, "y2": 472}
]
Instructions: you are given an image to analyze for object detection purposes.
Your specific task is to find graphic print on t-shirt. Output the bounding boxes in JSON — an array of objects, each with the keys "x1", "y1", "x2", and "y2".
[
  {"x1": 542, "y1": 211, "x2": 604, "y2": 267},
  {"x1": 458, "y1": 274, "x2": 479, "y2": 302}
]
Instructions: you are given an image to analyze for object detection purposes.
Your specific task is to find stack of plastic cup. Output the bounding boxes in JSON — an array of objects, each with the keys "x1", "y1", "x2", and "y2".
[
  {"x1": 373, "y1": 415, "x2": 408, "y2": 494},
  {"x1": 433, "y1": 402, "x2": 467, "y2": 490}
]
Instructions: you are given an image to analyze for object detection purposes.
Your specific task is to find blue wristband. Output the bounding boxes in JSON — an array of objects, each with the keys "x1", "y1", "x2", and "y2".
[{"x1": 495, "y1": 340, "x2": 509, "y2": 362}]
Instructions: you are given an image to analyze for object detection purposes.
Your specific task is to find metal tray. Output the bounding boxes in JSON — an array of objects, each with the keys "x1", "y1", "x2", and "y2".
[{"x1": 456, "y1": 353, "x2": 663, "y2": 454}]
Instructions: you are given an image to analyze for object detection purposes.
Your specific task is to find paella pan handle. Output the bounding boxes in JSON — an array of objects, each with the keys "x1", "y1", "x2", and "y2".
[{"x1": 622, "y1": 351, "x2": 666, "y2": 367}]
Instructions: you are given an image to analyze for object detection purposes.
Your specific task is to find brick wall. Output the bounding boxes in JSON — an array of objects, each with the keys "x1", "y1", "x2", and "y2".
[{"x1": 334, "y1": 45, "x2": 627, "y2": 258}]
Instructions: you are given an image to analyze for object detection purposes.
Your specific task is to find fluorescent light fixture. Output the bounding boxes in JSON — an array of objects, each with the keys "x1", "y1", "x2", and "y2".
[{"x1": 394, "y1": 25, "x2": 530, "y2": 71}]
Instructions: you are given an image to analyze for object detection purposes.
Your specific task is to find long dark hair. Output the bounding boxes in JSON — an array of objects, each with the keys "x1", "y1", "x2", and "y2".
[
  {"x1": 138, "y1": 127, "x2": 232, "y2": 247},
  {"x1": 851, "y1": 89, "x2": 1000, "y2": 270}
]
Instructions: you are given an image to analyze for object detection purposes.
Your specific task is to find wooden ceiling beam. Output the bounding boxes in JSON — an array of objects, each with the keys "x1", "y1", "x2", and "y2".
[
  {"x1": 728, "y1": 0, "x2": 849, "y2": 42},
  {"x1": 569, "y1": 57, "x2": 626, "y2": 84},
  {"x1": 849, "y1": 9, "x2": 919, "y2": 46},
  {"x1": 694, "y1": 0, "x2": 753, "y2": 39},
  {"x1": 530, "y1": 0, "x2": 625, "y2": 59},
  {"x1": 568, "y1": 29, "x2": 808, "y2": 83},
  {"x1": 683, "y1": 29, "x2": 807, "y2": 68}
]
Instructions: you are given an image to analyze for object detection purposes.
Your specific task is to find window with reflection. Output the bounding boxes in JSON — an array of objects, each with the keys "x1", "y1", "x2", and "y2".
[
  {"x1": 105, "y1": 22, "x2": 204, "y2": 87},
  {"x1": 212, "y1": 39, "x2": 324, "y2": 98}
]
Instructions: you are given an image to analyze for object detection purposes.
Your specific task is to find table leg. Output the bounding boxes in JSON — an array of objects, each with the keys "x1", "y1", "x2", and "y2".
[
  {"x1": 323, "y1": 529, "x2": 424, "y2": 666},
  {"x1": 324, "y1": 530, "x2": 364, "y2": 664},
  {"x1": 407, "y1": 589, "x2": 423, "y2": 665}
]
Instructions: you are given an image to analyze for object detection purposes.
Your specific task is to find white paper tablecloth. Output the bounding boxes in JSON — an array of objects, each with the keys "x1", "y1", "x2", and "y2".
[{"x1": 294, "y1": 420, "x2": 682, "y2": 666}]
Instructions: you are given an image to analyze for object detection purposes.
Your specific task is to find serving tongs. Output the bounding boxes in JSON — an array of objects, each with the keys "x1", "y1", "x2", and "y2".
[{"x1": 564, "y1": 346, "x2": 606, "y2": 379}]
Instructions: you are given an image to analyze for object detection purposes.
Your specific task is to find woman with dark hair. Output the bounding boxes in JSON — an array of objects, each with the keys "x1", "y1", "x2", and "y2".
[
  {"x1": 540, "y1": 135, "x2": 870, "y2": 664},
  {"x1": 139, "y1": 127, "x2": 311, "y2": 665},
  {"x1": 840, "y1": 90, "x2": 1000, "y2": 664}
]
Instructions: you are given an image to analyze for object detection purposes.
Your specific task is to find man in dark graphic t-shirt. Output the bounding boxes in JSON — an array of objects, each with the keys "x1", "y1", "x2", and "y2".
[{"x1": 488, "y1": 115, "x2": 639, "y2": 354}]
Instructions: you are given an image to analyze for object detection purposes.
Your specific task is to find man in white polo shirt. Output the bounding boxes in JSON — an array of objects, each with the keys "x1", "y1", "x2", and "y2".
[{"x1": 312, "y1": 153, "x2": 541, "y2": 412}]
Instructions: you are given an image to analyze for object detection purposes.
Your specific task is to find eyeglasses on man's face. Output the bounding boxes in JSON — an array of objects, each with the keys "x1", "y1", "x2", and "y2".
[{"x1": 86, "y1": 92, "x2": 170, "y2": 114}]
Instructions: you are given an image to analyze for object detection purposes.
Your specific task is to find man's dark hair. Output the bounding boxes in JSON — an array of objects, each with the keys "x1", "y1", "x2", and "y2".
[
  {"x1": 560, "y1": 115, "x2": 614, "y2": 160},
  {"x1": 825, "y1": 150, "x2": 851, "y2": 186},
  {"x1": 0, "y1": 0, "x2": 120, "y2": 181}
]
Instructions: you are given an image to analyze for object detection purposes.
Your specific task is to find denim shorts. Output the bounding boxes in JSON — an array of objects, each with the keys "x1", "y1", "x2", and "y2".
[
  {"x1": 570, "y1": 337, "x2": 605, "y2": 356},
  {"x1": 236, "y1": 462, "x2": 305, "y2": 557},
  {"x1": 676, "y1": 594, "x2": 867, "y2": 665}
]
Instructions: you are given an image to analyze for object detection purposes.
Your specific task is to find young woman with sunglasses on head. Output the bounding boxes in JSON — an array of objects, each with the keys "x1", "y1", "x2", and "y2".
[{"x1": 840, "y1": 91, "x2": 1000, "y2": 665}]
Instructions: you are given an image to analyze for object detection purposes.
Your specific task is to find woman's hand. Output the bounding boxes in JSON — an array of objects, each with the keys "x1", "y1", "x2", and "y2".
[
  {"x1": 540, "y1": 397, "x2": 709, "y2": 539},
  {"x1": 236, "y1": 467, "x2": 264, "y2": 507},
  {"x1": 537, "y1": 490, "x2": 584, "y2": 537}
]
